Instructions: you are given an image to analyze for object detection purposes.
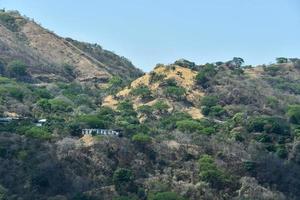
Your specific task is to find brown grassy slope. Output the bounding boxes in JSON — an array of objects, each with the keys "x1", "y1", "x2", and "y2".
[
  {"x1": 0, "y1": 11, "x2": 142, "y2": 83},
  {"x1": 103, "y1": 65, "x2": 205, "y2": 119}
]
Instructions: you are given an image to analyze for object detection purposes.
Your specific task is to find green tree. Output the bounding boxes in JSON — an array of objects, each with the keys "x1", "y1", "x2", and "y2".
[
  {"x1": 287, "y1": 105, "x2": 300, "y2": 124},
  {"x1": 130, "y1": 85, "x2": 152, "y2": 99},
  {"x1": 198, "y1": 155, "x2": 229, "y2": 189},
  {"x1": 113, "y1": 168, "x2": 136, "y2": 195},
  {"x1": 148, "y1": 192, "x2": 185, "y2": 200},
  {"x1": 7, "y1": 60, "x2": 28, "y2": 77},
  {"x1": 132, "y1": 133, "x2": 152, "y2": 144},
  {"x1": 164, "y1": 86, "x2": 186, "y2": 100},
  {"x1": 25, "y1": 127, "x2": 52, "y2": 140},
  {"x1": 276, "y1": 57, "x2": 288, "y2": 64}
]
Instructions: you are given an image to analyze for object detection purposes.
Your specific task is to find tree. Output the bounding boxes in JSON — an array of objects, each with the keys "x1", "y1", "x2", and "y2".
[
  {"x1": 198, "y1": 155, "x2": 229, "y2": 189},
  {"x1": 164, "y1": 86, "x2": 186, "y2": 100},
  {"x1": 7, "y1": 60, "x2": 28, "y2": 77},
  {"x1": 113, "y1": 168, "x2": 136, "y2": 195},
  {"x1": 232, "y1": 57, "x2": 244, "y2": 68},
  {"x1": 276, "y1": 57, "x2": 288, "y2": 64},
  {"x1": 130, "y1": 85, "x2": 152, "y2": 99},
  {"x1": 287, "y1": 105, "x2": 300, "y2": 124},
  {"x1": 148, "y1": 192, "x2": 185, "y2": 200}
]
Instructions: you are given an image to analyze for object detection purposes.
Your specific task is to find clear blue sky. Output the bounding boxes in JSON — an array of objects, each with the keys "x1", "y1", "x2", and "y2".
[{"x1": 1, "y1": 0, "x2": 299, "y2": 71}]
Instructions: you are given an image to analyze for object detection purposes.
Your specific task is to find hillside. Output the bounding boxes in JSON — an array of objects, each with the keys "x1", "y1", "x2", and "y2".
[
  {"x1": 0, "y1": 10, "x2": 143, "y2": 84},
  {"x1": 1, "y1": 56, "x2": 300, "y2": 199},
  {"x1": 2, "y1": 10, "x2": 300, "y2": 200}
]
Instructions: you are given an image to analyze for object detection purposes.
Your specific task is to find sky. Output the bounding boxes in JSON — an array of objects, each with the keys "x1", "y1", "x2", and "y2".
[{"x1": 0, "y1": 0, "x2": 300, "y2": 72}]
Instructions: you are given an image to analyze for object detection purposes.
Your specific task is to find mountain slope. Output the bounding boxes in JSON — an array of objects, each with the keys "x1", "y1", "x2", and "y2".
[{"x1": 0, "y1": 10, "x2": 143, "y2": 83}]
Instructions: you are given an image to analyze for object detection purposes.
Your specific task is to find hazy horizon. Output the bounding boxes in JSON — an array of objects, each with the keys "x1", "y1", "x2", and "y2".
[{"x1": 1, "y1": 0, "x2": 300, "y2": 71}]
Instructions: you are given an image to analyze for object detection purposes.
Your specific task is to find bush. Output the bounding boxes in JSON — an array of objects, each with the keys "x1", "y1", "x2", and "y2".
[
  {"x1": 113, "y1": 168, "x2": 136, "y2": 195},
  {"x1": 149, "y1": 72, "x2": 166, "y2": 83},
  {"x1": 195, "y1": 63, "x2": 217, "y2": 88},
  {"x1": 7, "y1": 60, "x2": 28, "y2": 77},
  {"x1": 49, "y1": 98, "x2": 73, "y2": 112},
  {"x1": 200, "y1": 96, "x2": 225, "y2": 117},
  {"x1": 132, "y1": 133, "x2": 152, "y2": 144},
  {"x1": 276, "y1": 57, "x2": 288, "y2": 64},
  {"x1": 164, "y1": 86, "x2": 186, "y2": 100},
  {"x1": 7, "y1": 85, "x2": 24, "y2": 101},
  {"x1": 0, "y1": 12, "x2": 18, "y2": 31},
  {"x1": 287, "y1": 105, "x2": 300, "y2": 124},
  {"x1": 176, "y1": 119, "x2": 203, "y2": 133},
  {"x1": 25, "y1": 127, "x2": 52, "y2": 140},
  {"x1": 198, "y1": 154, "x2": 230, "y2": 189},
  {"x1": 137, "y1": 105, "x2": 153, "y2": 115},
  {"x1": 247, "y1": 116, "x2": 290, "y2": 135},
  {"x1": 148, "y1": 192, "x2": 185, "y2": 200},
  {"x1": 130, "y1": 85, "x2": 152, "y2": 99}
]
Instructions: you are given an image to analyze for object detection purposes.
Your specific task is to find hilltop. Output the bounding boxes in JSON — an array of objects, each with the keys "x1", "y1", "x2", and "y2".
[{"x1": 0, "y1": 10, "x2": 143, "y2": 84}]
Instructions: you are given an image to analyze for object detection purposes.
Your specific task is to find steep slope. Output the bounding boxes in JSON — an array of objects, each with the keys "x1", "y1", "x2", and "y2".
[{"x1": 0, "y1": 10, "x2": 142, "y2": 83}]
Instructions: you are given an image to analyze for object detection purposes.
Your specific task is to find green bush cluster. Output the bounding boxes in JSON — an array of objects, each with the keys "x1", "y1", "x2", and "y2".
[
  {"x1": 130, "y1": 85, "x2": 152, "y2": 99},
  {"x1": 287, "y1": 105, "x2": 300, "y2": 124},
  {"x1": 200, "y1": 96, "x2": 225, "y2": 117},
  {"x1": 24, "y1": 127, "x2": 52, "y2": 140},
  {"x1": 148, "y1": 192, "x2": 185, "y2": 200},
  {"x1": 113, "y1": 168, "x2": 136, "y2": 195},
  {"x1": 198, "y1": 154, "x2": 230, "y2": 189},
  {"x1": 195, "y1": 63, "x2": 217, "y2": 88},
  {"x1": 176, "y1": 119, "x2": 215, "y2": 135},
  {"x1": 247, "y1": 116, "x2": 290, "y2": 135}
]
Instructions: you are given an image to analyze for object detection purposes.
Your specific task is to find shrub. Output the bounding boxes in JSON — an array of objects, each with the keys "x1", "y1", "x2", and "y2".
[
  {"x1": 7, "y1": 86, "x2": 24, "y2": 101},
  {"x1": 148, "y1": 192, "x2": 185, "y2": 200},
  {"x1": 0, "y1": 12, "x2": 18, "y2": 31},
  {"x1": 7, "y1": 60, "x2": 28, "y2": 77},
  {"x1": 132, "y1": 134, "x2": 152, "y2": 146},
  {"x1": 137, "y1": 105, "x2": 153, "y2": 115},
  {"x1": 276, "y1": 57, "x2": 288, "y2": 64},
  {"x1": 195, "y1": 63, "x2": 217, "y2": 87},
  {"x1": 149, "y1": 72, "x2": 166, "y2": 83},
  {"x1": 49, "y1": 98, "x2": 73, "y2": 112},
  {"x1": 276, "y1": 145, "x2": 288, "y2": 159},
  {"x1": 287, "y1": 105, "x2": 300, "y2": 124},
  {"x1": 176, "y1": 119, "x2": 203, "y2": 133},
  {"x1": 198, "y1": 154, "x2": 230, "y2": 189},
  {"x1": 200, "y1": 96, "x2": 225, "y2": 117},
  {"x1": 200, "y1": 96, "x2": 218, "y2": 108},
  {"x1": 164, "y1": 86, "x2": 186, "y2": 100},
  {"x1": 34, "y1": 88, "x2": 52, "y2": 99},
  {"x1": 247, "y1": 116, "x2": 290, "y2": 135},
  {"x1": 113, "y1": 168, "x2": 136, "y2": 195},
  {"x1": 25, "y1": 127, "x2": 52, "y2": 140},
  {"x1": 130, "y1": 85, "x2": 152, "y2": 99},
  {"x1": 37, "y1": 99, "x2": 52, "y2": 112},
  {"x1": 152, "y1": 100, "x2": 169, "y2": 113}
]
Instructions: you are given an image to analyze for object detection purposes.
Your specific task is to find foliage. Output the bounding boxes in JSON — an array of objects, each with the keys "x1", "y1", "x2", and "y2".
[
  {"x1": 7, "y1": 60, "x2": 28, "y2": 77},
  {"x1": 0, "y1": 12, "x2": 19, "y2": 31},
  {"x1": 198, "y1": 154, "x2": 230, "y2": 189},
  {"x1": 247, "y1": 116, "x2": 290, "y2": 135},
  {"x1": 25, "y1": 127, "x2": 52, "y2": 140},
  {"x1": 130, "y1": 85, "x2": 152, "y2": 99},
  {"x1": 148, "y1": 192, "x2": 185, "y2": 200},
  {"x1": 149, "y1": 72, "x2": 166, "y2": 83},
  {"x1": 164, "y1": 86, "x2": 186, "y2": 100},
  {"x1": 276, "y1": 57, "x2": 288, "y2": 64},
  {"x1": 200, "y1": 96, "x2": 225, "y2": 117},
  {"x1": 132, "y1": 133, "x2": 152, "y2": 146},
  {"x1": 113, "y1": 168, "x2": 136, "y2": 195},
  {"x1": 287, "y1": 105, "x2": 300, "y2": 124},
  {"x1": 195, "y1": 63, "x2": 217, "y2": 87}
]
